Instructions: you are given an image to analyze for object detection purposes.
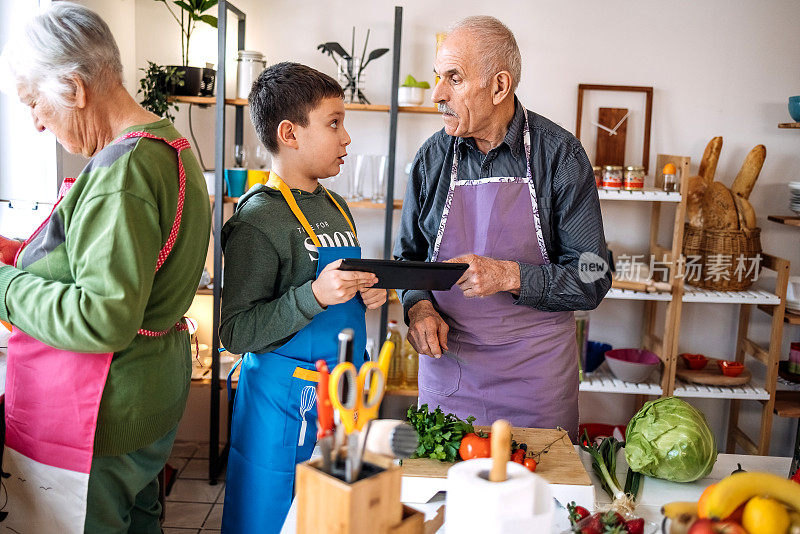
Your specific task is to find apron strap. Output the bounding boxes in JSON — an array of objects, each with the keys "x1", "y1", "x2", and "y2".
[
  {"x1": 266, "y1": 171, "x2": 357, "y2": 248},
  {"x1": 118, "y1": 132, "x2": 192, "y2": 337}
]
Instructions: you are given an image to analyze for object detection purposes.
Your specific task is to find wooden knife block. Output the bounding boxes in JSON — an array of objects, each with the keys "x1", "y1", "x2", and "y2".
[{"x1": 295, "y1": 455, "x2": 423, "y2": 534}]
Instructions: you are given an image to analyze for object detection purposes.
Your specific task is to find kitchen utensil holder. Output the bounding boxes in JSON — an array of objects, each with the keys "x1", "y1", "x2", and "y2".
[{"x1": 295, "y1": 453, "x2": 423, "y2": 534}]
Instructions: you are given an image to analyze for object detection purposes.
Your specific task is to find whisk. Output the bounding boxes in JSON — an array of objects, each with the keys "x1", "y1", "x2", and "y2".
[{"x1": 298, "y1": 385, "x2": 317, "y2": 446}]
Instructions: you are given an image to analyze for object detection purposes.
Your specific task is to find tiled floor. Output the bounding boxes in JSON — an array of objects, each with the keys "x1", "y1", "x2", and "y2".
[{"x1": 163, "y1": 440, "x2": 226, "y2": 534}]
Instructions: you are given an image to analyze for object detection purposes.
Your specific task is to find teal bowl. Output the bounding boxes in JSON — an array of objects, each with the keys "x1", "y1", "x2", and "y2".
[{"x1": 789, "y1": 96, "x2": 800, "y2": 122}]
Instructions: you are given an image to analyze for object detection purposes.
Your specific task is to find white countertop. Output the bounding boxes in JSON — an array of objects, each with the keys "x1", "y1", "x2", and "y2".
[{"x1": 281, "y1": 448, "x2": 792, "y2": 533}]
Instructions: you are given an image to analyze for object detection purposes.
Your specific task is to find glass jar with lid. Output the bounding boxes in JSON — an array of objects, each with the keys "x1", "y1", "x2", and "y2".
[
  {"x1": 601, "y1": 165, "x2": 623, "y2": 190},
  {"x1": 623, "y1": 166, "x2": 645, "y2": 191}
]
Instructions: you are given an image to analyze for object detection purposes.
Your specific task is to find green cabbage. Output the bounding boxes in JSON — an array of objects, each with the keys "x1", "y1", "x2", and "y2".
[{"x1": 625, "y1": 397, "x2": 718, "y2": 483}]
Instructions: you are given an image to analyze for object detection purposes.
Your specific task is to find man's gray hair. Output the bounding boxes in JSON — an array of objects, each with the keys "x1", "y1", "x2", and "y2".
[
  {"x1": 448, "y1": 16, "x2": 522, "y2": 92},
  {"x1": 0, "y1": 2, "x2": 123, "y2": 109}
]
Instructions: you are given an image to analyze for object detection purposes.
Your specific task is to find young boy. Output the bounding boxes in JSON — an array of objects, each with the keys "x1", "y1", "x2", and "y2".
[{"x1": 219, "y1": 62, "x2": 386, "y2": 533}]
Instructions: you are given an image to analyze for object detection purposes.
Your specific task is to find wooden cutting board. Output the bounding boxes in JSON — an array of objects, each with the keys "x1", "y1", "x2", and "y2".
[
  {"x1": 676, "y1": 357, "x2": 751, "y2": 386},
  {"x1": 400, "y1": 426, "x2": 592, "y2": 487}
]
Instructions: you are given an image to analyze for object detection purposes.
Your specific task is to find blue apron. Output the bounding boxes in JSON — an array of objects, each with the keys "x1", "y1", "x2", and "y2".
[{"x1": 221, "y1": 174, "x2": 367, "y2": 534}]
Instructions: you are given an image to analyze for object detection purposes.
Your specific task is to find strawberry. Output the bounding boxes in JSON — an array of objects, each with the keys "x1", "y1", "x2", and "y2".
[{"x1": 624, "y1": 518, "x2": 644, "y2": 534}]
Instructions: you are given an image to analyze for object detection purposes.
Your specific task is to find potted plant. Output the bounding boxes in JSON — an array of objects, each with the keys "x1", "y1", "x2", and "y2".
[
  {"x1": 154, "y1": 0, "x2": 218, "y2": 96},
  {"x1": 138, "y1": 62, "x2": 184, "y2": 121},
  {"x1": 398, "y1": 75, "x2": 430, "y2": 106}
]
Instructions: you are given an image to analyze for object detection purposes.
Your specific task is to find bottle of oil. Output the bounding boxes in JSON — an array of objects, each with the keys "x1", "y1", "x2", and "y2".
[
  {"x1": 385, "y1": 320, "x2": 404, "y2": 389},
  {"x1": 401, "y1": 338, "x2": 419, "y2": 388}
]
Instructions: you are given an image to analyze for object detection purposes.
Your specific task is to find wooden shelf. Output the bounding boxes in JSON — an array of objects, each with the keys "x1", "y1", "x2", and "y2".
[
  {"x1": 597, "y1": 188, "x2": 681, "y2": 202},
  {"x1": 757, "y1": 304, "x2": 800, "y2": 325},
  {"x1": 348, "y1": 199, "x2": 402, "y2": 210},
  {"x1": 384, "y1": 387, "x2": 419, "y2": 396},
  {"x1": 208, "y1": 195, "x2": 240, "y2": 204},
  {"x1": 768, "y1": 215, "x2": 800, "y2": 227},
  {"x1": 196, "y1": 287, "x2": 213, "y2": 295},
  {"x1": 681, "y1": 285, "x2": 781, "y2": 305},
  {"x1": 168, "y1": 95, "x2": 248, "y2": 106},
  {"x1": 779, "y1": 123, "x2": 800, "y2": 129},
  {"x1": 774, "y1": 390, "x2": 800, "y2": 417},
  {"x1": 344, "y1": 103, "x2": 439, "y2": 114}
]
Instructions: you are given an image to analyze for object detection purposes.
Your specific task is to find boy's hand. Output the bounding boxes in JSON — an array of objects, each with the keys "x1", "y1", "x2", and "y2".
[
  {"x1": 359, "y1": 287, "x2": 387, "y2": 309},
  {"x1": 0, "y1": 236, "x2": 22, "y2": 265},
  {"x1": 312, "y1": 259, "x2": 377, "y2": 308}
]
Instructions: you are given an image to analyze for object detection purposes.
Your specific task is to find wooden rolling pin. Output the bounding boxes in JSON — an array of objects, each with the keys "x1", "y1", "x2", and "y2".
[{"x1": 489, "y1": 419, "x2": 511, "y2": 482}]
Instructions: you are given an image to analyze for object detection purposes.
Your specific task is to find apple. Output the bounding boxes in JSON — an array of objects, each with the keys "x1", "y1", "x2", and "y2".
[{"x1": 687, "y1": 518, "x2": 748, "y2": 534}]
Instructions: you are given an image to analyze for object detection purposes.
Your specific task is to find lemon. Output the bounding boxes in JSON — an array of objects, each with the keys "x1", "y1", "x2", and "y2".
[{"x1": 742, "y1": 496, "x2": 790, "y2": 534}]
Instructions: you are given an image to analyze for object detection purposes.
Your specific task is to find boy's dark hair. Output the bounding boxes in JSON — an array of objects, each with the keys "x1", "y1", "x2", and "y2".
[{"x1": 249, "y1": 61, "x2": 344, "y2": 154}]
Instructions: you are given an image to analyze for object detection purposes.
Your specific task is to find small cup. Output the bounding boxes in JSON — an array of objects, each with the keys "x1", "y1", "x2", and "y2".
[
  {"x1": 247, "y1": 169, "x2": 269, "y2": 190},
  {"x1": 717, "y1": 360, "x2": 744, "y2": 377},
  {"x1": 225, "y1": 168, "x2": 248, "y2": 198}
]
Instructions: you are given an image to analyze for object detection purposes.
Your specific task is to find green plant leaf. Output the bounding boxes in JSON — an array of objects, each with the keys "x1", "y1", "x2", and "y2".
[
  {"x1": 173, "y1": 1, "x2": 193, "y2": 13},
  {"x1": 198, "y1": 14, "x2": 217, "y2": 28},
  {"x1": 200, "y1": 0, "x2": 218, "y2": 11}
]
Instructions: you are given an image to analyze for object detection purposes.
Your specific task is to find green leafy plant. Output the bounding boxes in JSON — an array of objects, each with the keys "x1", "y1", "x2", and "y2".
[
  {"x1": 406, "y1": 404, "x2": 475, "y2": 462},
  {"x1": 401, "y1": 75, "x2": 430, "y2": 89},
  {"x1": 154, "y1": 0, "x2": 218, "y2": 66},
  {"x1": 138, "y1": 62, "x2": 184, "y2": 121}
]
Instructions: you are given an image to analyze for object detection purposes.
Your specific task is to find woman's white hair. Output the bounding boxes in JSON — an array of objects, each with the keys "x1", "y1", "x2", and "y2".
[
  {"x1": 0, "y1": 2, "x2": 123, "y2": 109},
  {"x1": 448, "y1": 16, "x2": 522, "y2": 92}
]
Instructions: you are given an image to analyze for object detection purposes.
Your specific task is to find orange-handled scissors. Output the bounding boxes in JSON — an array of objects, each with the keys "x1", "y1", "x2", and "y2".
[{"x1": 329, "y1": 361, "x2": 385, "y2": 482}]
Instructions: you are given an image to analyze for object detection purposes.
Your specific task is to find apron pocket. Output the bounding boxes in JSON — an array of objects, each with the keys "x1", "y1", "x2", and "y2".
[
  {"x1": 418, "y1": 349, "x2": 461, "y2": 397},
  {"x1": 283, "y1": 368, "x2": 319, "y2": 449}
]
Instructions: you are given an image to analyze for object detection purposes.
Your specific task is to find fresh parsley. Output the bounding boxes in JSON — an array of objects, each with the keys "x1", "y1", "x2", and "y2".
[{"x1": 406, "y1": 404, "x2": 476, "y2": 462}]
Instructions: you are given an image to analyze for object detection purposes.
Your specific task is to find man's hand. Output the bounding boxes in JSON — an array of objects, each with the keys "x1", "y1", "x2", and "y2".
[
  {"x1": 359, "y1": 287, "x2": 387, "y2": 309},
  {"x1": 446, "y1": 254, "x2": 521, "y2": 298},
  {"x1": 0, "y1": 236, "x2": 21, "y2": 265},
  {"x1": 311, "y1": 259, "x2": 378, "y2": 308},
  {"x1": 407, "y1": 300, "x2": 448, "y2": 358}
]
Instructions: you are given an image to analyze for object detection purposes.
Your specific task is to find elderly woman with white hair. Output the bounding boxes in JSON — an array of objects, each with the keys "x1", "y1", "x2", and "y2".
[
  {"x1": 0, "y1": 3, "x2": 210, "y2": 532},
  {"x1": 395, "y1": 16, "x2": 610, "y2": 440}
]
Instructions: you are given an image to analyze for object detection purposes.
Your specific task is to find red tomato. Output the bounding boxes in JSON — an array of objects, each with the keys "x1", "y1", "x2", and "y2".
[
  {"x1": 523, "y1": 457, "x2": 537, "y2": 472},
  {"x1": 458, "y1": 433, "x2": 490, "y2": 460},
  {"x1": 511, "y1": 448, "x2": 525, "y2": 464},
  {"x1": 624, "y1": 518, "x2": 645, "y2": 534}
]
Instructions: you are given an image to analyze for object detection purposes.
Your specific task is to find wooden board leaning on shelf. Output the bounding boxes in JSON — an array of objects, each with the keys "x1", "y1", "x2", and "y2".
[
  {"x1": 768, "y1": 215, "x2": 800, "y2": 227},
  {"x1": 779, "y1": 123, "x2": 800, "y2": 129}
]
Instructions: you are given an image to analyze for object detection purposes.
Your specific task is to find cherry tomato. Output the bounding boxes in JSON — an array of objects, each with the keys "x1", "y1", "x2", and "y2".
[
  {"x1": 511, "y1": 448, "x2": 525, "y2": 464},
  {"x1": 458, "y1": 433, "x2": 491, "y2": 460},
  {"x1": 523, "y1": 457, "x2": 537, "y2": 472}
]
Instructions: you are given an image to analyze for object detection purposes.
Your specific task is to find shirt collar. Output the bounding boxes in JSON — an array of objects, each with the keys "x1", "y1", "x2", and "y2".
[{"x1": 456, "y1": 97, "x2": 525, "y2": 159}]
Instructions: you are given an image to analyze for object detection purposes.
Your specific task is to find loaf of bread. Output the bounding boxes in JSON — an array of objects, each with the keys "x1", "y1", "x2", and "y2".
[
  {"x1": 733, "y1": 194, "x2": 757, "y2": 234},
  {"x1": 686, "y1": 174, "x2": 707, "y2": 227},
  {"x1": 731, "y1": 144, "x2": 766, "y2": 200},
  {"x1": 702, "y1": 182, "x2": 739, "y2": 230},
  {"x1": 697, "y1": 136, "x2": 723, "y2": 184}
]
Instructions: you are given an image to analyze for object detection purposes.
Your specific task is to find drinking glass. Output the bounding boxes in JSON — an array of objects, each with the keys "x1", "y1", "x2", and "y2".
[
  {"x1": 233, "y1": 144, "x2": 247, "y2": 168},
  {"x1": 253, "y1": 144, "x2": 269, "y2": 170},
  {"x1": 354, "y1": 154, "x2": 376, "y2": 201},
  {"x1": 372, "y1": 155, "x2": 388, "y2": 203},
  {"x1": 329, "y1": 155, "x2": 354, "y2": 199}
]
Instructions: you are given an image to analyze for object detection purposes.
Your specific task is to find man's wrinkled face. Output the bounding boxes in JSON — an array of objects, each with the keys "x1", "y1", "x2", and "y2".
[{"x1": 430, "y1": 30, "x2": 496, "y2": 139}]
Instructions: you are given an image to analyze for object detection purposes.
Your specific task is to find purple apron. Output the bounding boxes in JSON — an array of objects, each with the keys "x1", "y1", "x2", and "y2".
[{"x1": 419, "y1": 111, "x2": 579, "y2": 439}]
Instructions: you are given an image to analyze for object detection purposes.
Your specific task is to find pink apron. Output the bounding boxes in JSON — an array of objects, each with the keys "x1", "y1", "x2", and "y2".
[
  {"x1": 419, "y1": 111, "x2": 579, "y2": 439},
  {"x1": 1, "y1": 132, "x2": 191, "y2": 533}
]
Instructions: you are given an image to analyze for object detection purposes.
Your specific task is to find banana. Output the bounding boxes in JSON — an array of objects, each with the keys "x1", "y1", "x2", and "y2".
[
  {"x1": 661, "y1": 501, "x2": 699, "y2": 519},
  {"x1": 703, "y1": 472, "x2": 800, "y2": 519}
]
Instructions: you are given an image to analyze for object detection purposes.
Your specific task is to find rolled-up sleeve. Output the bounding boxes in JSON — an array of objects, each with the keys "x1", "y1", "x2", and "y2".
[
  {"x1": 515, "y1": 141, "x2": 611, "y2": 311},
  {"x1": 393, "y1": 152, "x2": 435, "y2": 323}
]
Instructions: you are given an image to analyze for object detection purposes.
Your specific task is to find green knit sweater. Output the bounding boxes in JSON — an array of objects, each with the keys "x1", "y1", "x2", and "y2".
[
  {"x1": 0, "y1": 118, "x2": 211, "y2": 456},
  {"x1": 219, "y1": 183, "x2": 357, "y2": 355}
]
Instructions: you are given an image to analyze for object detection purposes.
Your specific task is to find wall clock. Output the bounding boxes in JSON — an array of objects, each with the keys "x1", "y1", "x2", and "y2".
[{"x1": 575, "y1": 84, "x2": 653, "y2": 173}]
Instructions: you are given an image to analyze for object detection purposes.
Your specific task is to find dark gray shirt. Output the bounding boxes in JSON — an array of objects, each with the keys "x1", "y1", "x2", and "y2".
[{"x1": 393, "y1": 99, "x2": 611, "y2": 321}]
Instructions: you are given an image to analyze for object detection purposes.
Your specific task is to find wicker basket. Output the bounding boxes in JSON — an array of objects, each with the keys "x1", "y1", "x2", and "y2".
[{"x1": 681, "y1": 223, "x2": 762, "y2": 291}]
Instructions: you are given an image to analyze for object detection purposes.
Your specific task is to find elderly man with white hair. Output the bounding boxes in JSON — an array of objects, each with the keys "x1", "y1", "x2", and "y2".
[
  {"x1": 395, "y1": 16, "x2": 610, "y2": 439},
  {"x1": 0, "y1": 3, "x2": 210, "y2": 532}
]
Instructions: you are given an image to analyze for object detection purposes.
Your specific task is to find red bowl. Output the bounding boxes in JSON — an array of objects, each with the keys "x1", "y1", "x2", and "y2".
[
  {"x1": 680, "y1": 353, "x2": 708, "y2": 371},
  {"x1": 717, "y1": 360, "x2": 744, "y2": 377}
]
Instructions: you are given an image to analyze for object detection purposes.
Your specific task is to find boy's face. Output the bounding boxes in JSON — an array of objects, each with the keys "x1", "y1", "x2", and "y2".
[{"x1": 294, "y1": 96, "x2": 351, "y2": 179}]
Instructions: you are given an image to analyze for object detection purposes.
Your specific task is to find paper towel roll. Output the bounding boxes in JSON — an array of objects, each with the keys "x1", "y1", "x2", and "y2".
[{"x1": 445, "y1": 458, "x2": 553, "y2": 534}]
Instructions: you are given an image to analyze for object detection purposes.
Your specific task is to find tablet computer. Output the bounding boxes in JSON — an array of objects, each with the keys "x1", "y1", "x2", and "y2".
[{"x1": 339, "y1": 259, "x2": 468, "y2": 290}]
